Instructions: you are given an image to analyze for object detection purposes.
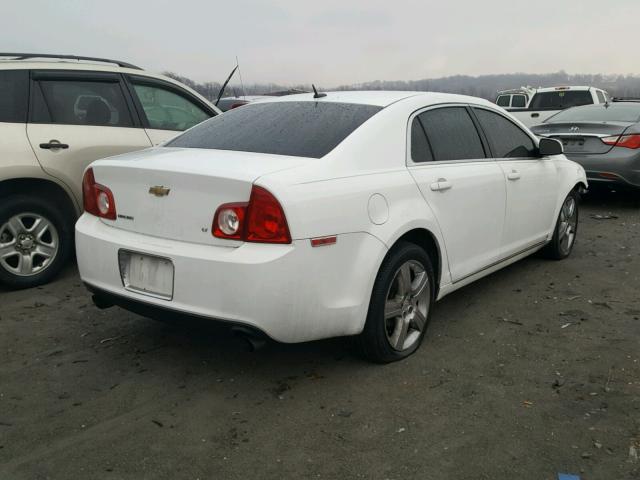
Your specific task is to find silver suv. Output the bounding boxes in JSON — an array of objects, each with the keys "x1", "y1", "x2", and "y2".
[{"x1": 0, "y1": 53, "x2": 220, "y2": 289}]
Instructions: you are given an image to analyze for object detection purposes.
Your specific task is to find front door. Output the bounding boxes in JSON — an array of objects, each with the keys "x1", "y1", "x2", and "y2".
[
  {"x1": 407, "y1": 105, "x2": 506, "y2": 282},
  {"x1": 26, "y1": 71, "x2": 152, "y2": 205},
  {"x1": 471, "y1": 107, "x2": 559, "y2": 256}
]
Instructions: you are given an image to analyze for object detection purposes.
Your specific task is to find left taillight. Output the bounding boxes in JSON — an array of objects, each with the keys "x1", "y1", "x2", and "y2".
[
  {"x1": 82, "y1": 168, "x2": 117, "y2": 220},
  {"x1": 212, "y1": 185, "x2": 291, "y2": 244},
  {"x1": 601, "y1": 134, "x2": 640, "y2": 149}
]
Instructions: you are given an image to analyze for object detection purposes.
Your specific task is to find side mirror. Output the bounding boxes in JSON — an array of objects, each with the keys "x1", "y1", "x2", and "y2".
[{"x1": 538, "y1": 137, "x2": 563, "y2": 156}]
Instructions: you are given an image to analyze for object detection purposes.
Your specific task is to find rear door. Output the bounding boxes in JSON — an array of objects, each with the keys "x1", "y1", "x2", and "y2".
[
  {"x1": 26, "y1": 70, "x2": 152, "y2": 205},
  {"x1": 407, "y1": 105, "x2": 506, "y2": 282},
  {"x1": 125, "y1": 75, "x2": 216, "y2": 146},
  {"x1": 472, "y1": 106, "x2": 559, "y2": 256}
]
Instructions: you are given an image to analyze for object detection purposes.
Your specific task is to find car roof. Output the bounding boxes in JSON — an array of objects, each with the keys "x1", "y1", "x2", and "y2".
[
  {"x1": 535, "y1": 86, "x2": 598, "y2": 93},
  {"x1": 255, "y1": 91, "x2": 497, "y2": 108}
]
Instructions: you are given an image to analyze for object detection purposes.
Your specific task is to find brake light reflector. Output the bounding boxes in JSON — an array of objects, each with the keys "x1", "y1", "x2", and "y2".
[
  {"x1": 212, "y1": 185, "x2": 291, "y2": 244},
  {"x1": 601, "y1": 134, "x2": 640, "y2": 149},
  {"x1": 82, "y1": 168, "x2": 117, "y2": 220}
]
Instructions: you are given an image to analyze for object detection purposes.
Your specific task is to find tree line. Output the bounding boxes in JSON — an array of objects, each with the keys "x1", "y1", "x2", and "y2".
[{"x1": 165, "y1": 71, "x2": 640, "y2": 102}]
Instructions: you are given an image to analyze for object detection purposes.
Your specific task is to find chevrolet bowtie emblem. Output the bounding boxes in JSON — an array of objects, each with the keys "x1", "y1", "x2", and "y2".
[{"x1": 149, "y1": 186, "x2": 171, "y2": 197}]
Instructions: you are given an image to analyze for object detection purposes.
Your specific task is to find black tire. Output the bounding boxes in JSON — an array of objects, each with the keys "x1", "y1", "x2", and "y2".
[
  {"x1": 0, "y1": 195, "x2": 74, "y2": 289},
  {"x1": 356, "y1": 241, "x2": 435, "y2": 363},
  {"x1": 542, "y1": 189, "x2": 580, "y2": 260}
]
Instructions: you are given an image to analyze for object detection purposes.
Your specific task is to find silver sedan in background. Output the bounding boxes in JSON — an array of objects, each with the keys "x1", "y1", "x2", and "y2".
[{"x1": 531, "y1": 101, "x2": 640, "y2": 191}]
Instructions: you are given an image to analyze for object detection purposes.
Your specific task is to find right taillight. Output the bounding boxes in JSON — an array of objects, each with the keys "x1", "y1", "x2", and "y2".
[
  {"x1": 602, "y1": 134, "x2": 640, "y2": 149},
  {"x1": 212, "y1": 185, "x2": 291, "y2": 244},
  {"x1": 82, "y1": 168, "x2": 117, "y2": 220}
]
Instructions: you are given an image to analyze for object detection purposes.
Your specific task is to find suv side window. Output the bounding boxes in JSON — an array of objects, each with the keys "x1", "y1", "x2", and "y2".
[
  {"x1": 130, "y1": 80, "x2": 211, "y2": 131},
  {"x1": 473, "y1": 108, "x2": 537, "y2": 158},
  {"x1": 32, "y1": 78, "x2": 133, "y2": 127},
  {"x1": 417, "y1": 107, "x2": 485, "y2": 161},
  {"x1": 0, "y1": 70, "x2": 29, "y2": 123}
]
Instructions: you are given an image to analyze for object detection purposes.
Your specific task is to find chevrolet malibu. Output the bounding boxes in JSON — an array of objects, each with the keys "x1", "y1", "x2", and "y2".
[{"x1": 76, "y1": 91, "x2": 587, "y2": 363}]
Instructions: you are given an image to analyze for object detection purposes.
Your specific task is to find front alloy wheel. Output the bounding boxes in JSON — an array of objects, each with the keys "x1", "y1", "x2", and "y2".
[{"x1": 543, "y1": 190, "x2": 580, "y2": 260}]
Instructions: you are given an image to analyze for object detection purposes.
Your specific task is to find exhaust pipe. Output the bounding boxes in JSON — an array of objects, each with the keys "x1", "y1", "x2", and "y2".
[{"x1": 230, "y1": 326, "x2": 267, "y2": 352}]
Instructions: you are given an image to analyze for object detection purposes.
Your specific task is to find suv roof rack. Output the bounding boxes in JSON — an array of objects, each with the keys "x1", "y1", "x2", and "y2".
[{"x1": 0, "y1": 53, "x2": 142, "y2": 70}]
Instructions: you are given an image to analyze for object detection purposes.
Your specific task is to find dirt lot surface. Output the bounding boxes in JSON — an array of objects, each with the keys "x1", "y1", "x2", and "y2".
[{"x1": 1, "y1": 190, "x2": 639, "y2": 480}]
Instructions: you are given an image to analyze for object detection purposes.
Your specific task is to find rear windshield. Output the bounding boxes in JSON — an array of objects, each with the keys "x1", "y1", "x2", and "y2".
[
  {"x1": 547, "y1": 103, "x2": 640, "y2": 123},
  {"x1": 529, "y1": 91, "x2": 593, "y2": 110},
  {"x1": 167, "y1": 101, "x2": 382, "y2": 158}
]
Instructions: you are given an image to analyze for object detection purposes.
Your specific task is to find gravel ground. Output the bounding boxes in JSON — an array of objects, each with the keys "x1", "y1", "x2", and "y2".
[{"x1": 1, "y1": 189, "x2": 639, "y2": 480}]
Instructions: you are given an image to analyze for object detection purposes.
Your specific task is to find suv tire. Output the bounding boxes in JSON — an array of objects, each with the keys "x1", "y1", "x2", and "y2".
[{"x1": 0, "y1": 195, "x2": 74, "y2": 289}]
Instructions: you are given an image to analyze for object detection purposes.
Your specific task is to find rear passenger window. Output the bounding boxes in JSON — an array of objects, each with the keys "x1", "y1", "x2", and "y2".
[
  {"x1": 410, "y1": 117, "x2": 433, "y2": 162},
  {"x1": 511, "y1": 95, "x2": 526, "y2": 108},
  {"x1": 32, "y1": 79, "x2": 133, "y2": 127},
  {"x1": 417, "y1": 107, "x2": 485, "y2": 161},
  {"x1": 473, "y1": 108, "x2": 537, "y2": 158},
  {"x1": 0, "y1": 70, "x2": 28, "y2": 123},
  {"x1": 596, "y1": 91, "x2": 606, "y2": 103}
]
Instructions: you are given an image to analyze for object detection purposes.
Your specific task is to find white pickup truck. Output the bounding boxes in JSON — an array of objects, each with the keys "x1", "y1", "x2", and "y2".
[{"x1": 506, "y1": 86, "x2": 610, "y2": 128}]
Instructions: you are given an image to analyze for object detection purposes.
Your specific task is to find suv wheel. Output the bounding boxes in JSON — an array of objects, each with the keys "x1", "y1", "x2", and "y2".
[{"x1": 0, "y1": 195, "x2": 73, "y2": 289}]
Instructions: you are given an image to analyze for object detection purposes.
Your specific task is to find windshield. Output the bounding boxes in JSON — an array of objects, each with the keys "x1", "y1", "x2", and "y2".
[
  {"x1": 529, "y1": 91, "x2": 593, "y2": 110},
  {"x1": 546, "y1": 103, "x2": 640, "y2": 123},
  {"x1": 167, "y1": 101, "x2": 382, "y2": 158}
]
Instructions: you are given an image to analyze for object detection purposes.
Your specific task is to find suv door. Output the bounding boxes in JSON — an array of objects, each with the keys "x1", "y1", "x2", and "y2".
[
  {"x1": 407, "y1": 105, "x2": 506, "y2": 282},
  {"x1": 126, "y1": 75, "x2": 215, "y2": 146},
  {"x1": 472, "y1": 106, "x2": 559, "y2": 256},
  {"x1": 26, "y1": 70, "x2": 152, "y2": 205}
]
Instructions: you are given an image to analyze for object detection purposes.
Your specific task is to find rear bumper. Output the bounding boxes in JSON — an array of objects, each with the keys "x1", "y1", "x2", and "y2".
[
  {"x1": 75, "y1": 214, "x2": 387, "y2": 343},
  {"x1": 565, "y1": 149, "x2": 640, "y2": 188}
]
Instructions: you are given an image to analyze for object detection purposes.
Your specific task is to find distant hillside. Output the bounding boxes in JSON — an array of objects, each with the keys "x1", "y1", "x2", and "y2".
[{"x1": 165, "y1": 71, "x2": 640, "y2": 102}]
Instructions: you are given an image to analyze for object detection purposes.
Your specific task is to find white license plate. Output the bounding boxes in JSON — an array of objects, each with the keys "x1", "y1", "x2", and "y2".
[{"x1": 118, "y1": 250, "x2": 174, "y2": 300}]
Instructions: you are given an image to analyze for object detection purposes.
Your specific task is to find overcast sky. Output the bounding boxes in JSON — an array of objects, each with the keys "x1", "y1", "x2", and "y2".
[{"x1": 3, "y1": 0, "x2": 637, "y2": 86}]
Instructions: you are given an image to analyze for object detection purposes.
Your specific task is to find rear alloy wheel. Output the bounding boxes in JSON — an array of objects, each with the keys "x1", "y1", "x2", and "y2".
[
  {"x1": 543, "y1": 190, "x2": 579, "y2": 260},
  {"x1": 0, "y1": 196, "x2": 73, "y2": 289},
  {"x1": 357, "y1": 241, "x2": 434, "y2": 363}
]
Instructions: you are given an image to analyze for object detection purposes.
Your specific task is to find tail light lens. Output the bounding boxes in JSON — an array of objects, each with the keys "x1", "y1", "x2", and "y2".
[
  {"x1": 82, "y1": 168, "x2": 117, "y2": 220},
  {"x1": 212, "y1": 185, "x2": 291, "y2": 244},
  {"x1": 601, "y1": 134, "x2": 640, "y2": 149}
]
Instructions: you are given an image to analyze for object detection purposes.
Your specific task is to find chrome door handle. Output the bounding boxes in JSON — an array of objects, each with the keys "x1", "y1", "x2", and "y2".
[
  {"x1": 507, "y1": 170, "x2": 521, "y2": 181},
  {"x1": 430, "y1": 179, "x2": 452, "y2": 191}
]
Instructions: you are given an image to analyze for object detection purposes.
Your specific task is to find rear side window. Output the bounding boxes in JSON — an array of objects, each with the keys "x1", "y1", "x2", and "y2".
[
  {"x1": 596, "y1": 91, "x2": 606, "y2": 103},
  {"x1": 32, "y1": 79, "x2": 133, "y2": 127},
  {"x1": 529, "y1": 91, "x2": 593, "y2": 110},
  {"x1": 0, "y1": 70, "x2": 28, "y2": 123},
  {"x1": 410, "y1": 117, "x2": 433, "y2": 162},
  {"x1": 496, "y1": 95, "x2": 510, "y2": 107},
  {"x1": 511, "y1": 95, "x2": 527, "y2": 108},
  {"x1": 474, "y1": 108, "x2": 537, "y2": 158},
  {"x1": 168, "y1": 101, "x2": 382, "y2": 158},
  {"x1": 417, "y1": 107, "x2": 485, "y2": 161}
]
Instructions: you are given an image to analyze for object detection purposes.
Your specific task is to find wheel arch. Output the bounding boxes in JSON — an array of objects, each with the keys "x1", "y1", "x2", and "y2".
[
  {"x1": 0, "y1": 177, "x2": 79, "y2": 220},
  {"x1": 385, "y1": 227, "x2": 444, "y2": 298}
]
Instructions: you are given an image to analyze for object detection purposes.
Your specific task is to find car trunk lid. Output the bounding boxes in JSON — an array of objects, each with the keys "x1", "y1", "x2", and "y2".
[
  {"x1": 532, "y1": 121, "x2": 633, "y2": 154},
  {"x1": 91, "y1": 147, "x2": 308, "y2": 246}
]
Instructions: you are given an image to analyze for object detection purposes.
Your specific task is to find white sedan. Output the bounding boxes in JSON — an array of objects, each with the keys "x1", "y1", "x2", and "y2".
[{"x1": 76, "y1": 91, "x2": 587, "y2": 363}]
